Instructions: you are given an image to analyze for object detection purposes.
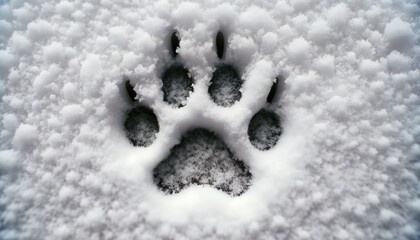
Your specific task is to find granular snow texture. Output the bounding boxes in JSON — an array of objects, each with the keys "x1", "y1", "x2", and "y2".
[{"x1": 0, "y1": 0, "x2": 419, "y2": 240}]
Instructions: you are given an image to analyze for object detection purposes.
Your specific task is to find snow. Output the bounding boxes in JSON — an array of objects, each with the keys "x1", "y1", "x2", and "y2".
[
  {"x1": 260, "y1": 32, "x2": 278, "y2": 54},
  {"x1": 0, "y1": 0, "x2": 419, "y2": 239},
  {"x1": 308, "y1": 19, "x2": 331, "y2": 45},
  {"x1": 2, "y1": 113, "x2": 18, "y2": 131},
  {"x1": 61, "y1": 82, "x2": 78, "y2": 102},
  {"x1": 11, "y1": 124, "x2": 38, "y2": 150},
  {"x1": 80, "y1": 54, "x2": 102, "y2": 80},
  {"x1": 0, "y1": 50, "x2": 14, "y2": 71},
  {"x1": 60, "y1": 104, "x2": 85, "y2": 125},
  {"x1": 286, "y1": 37, "x2": 311, "y2": 64},
  {"x1": 26, "y1": 20, "x2": 54, "y2": 41},
  {"x1": 327, "y1": 3, "x2": 351, "y2": 28},
  {"x1": 384, "y1": 17, "x2": 416, "y2": 52},
  {"x1": 0, "y1": 150, "x2": 18, "y2": 170},
  {"x1": 387, "y1": 51, "x2": 412, "y2": 73},
  {"x1": 314, "y1": 54, "x2": 335, "y2": 76}
]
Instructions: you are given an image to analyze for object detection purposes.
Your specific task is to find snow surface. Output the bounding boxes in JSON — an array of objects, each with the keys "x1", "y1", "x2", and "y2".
[{"x1": 0, "y1": 0, "x2": 419, "y2": 239}]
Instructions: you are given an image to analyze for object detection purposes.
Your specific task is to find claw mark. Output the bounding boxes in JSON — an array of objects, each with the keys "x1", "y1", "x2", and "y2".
[
  {"x1": 267, "y1": 75, "x2": 285, "y2": 104},
  {"x1": 216, "y1": 31, "x2": 225, "y2": 59},
  {"x1": 125, "y1": 80, "x2": 137, "y2": 102},
  {"x1": 171, "y1": 31, "x2": 180, "y2": 58},
  {"x1": 267, "y1": 78, "x2": 278, "y2": 104}
]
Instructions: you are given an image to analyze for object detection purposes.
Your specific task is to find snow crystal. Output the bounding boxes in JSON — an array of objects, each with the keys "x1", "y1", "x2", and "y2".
[
  {"x1": 11, "y1": 124, "x2": 38, "y2": 150},
  {"x1": 8, "y1": 32, "x2": 31, "y2": 54},
  {"x1": 0, "y1": 19, "x2": 12, "y2": 42},
  {"x1": 56, "y1": 1, "x2": 74, "y2": 18},
  {"x1": 26, "y1": 19, "x2": 54, "y2": 41},
  {"x1": 229, "y1": 35, "x2": 257, "y2": 67},
  {"x1": 286, "y1": 37, "x2": 311, "y2": 64},
  {"x1": 61, "y1": 82, "x2": 78, "y2": 102},
  {"x1": 65, "y1": 171, "x2": 81, "y2": 183},
  {"x1": 387, "y1": 51, "x2": 412, "y2": 73},
  {"x1": 261, "y1": 32, "x2": 278, "y2": 54},
  {"x1": 0, "y1": 150, "x2": 18, "y2": 171},
  {"x1": 43, "y1": 42, "x2": 66, "y2": 63},
  {"x1": 384, "y1": 17, "x2": 415, "y2": 52},
  {"x1": 239, "y1": 6, "x2": 275, "y2": 32},
  {"x1": 314, "y1": 54, "x2": 335, "y2": 76},
  {"x1": 408, "y1": 199, "x2": 420, "y2": 213},
  {"x1": 367, "y1": 193, "x2": 380, "y2": 205},
  {"x1": 0, "y1": 50, "x2": 14, "y2": 71},
  {"x1": 53, "y1": 225, "x2": 71, "y2": 239},
  {"x1": 33, "y1": 65, "x2": 61, "y2": 96},
  {"x1": 359, "y1": 59, "x2": 383, "y2": 78},
  {"x1": 109, "y1": 26, "x2": 129, "y2": 47},
  {"x1": 58, "y1": 186, "x2": 74, "y2": 202},
  {"x1": 270, "y1": 215, "x2": 288, "y2": 230},
  {"x1": 60, "y1": 104, "x2": 85, "y2": 125},
  {"x1": 308, "y1": 19, "x2": 331, "y2": 45},
  {"x1": 80, "y1": 54, "x2": 102, "y2": 80},
  {"x1": 173, "y1": 2, "x2": 201, "y2": 28},
  {"x1": 2, "y1": 113, "x2": 19, "y2": 132},
  {"x1": 77, "y1": 207, "x2": 105, "y2": 228},
  {"x1": 379, "y1": 209, "x2": 401, "y2": 224},
  {"x1": 327, "y1": 3, "x2": 350, "y2": 28},
  {"x1": 335, "y1": 228, "x2": 350, "y2": 240}
]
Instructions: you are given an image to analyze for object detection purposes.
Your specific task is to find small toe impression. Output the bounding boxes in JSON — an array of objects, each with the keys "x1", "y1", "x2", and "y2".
[
  {"x1": 161, "y1": 65, "x2": 194, "y2": 107},
  {"x1": 153, "y1": 128, "x2": 252, "y2": 196},
  {"x1": 124, "y1": 106, "x2": 159, "y2": 147},
  {"x1": 248, "y1": 109, "x2": 282, "y2": 150},
  {"x1": 209, "y1": 64, "x2": 243, "y2": 107}
]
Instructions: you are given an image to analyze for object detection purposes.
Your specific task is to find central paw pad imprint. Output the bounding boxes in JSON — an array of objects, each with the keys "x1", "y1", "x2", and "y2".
[{"x1": 124, "y1": 31, "x2": 283, "y2": 196}]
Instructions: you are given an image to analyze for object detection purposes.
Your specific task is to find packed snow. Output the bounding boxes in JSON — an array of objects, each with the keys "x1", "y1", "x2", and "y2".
[{"x1": 0, "y1": 0, "x2": 419, "y2": 239}]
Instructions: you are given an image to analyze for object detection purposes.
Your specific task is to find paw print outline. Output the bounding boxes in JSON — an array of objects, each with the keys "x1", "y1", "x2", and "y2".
[{"x1": 123, "y1": 31, "x2": 283, "y2": 197}]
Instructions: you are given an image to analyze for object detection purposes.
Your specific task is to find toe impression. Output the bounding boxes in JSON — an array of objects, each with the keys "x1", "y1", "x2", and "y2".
[{"x1": 124, "y1": 106, "x2": 159, "y2": 147}]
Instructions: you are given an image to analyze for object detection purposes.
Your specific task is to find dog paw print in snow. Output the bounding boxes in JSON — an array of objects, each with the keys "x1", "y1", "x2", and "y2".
[{"x1": 123, "y1": 31, "x2": 283, "y2": 197}]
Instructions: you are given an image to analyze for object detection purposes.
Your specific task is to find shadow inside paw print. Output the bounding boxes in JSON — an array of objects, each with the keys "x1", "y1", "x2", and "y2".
[{"x1": 123, "y1": 31, "x2": 283, "y2": 196}]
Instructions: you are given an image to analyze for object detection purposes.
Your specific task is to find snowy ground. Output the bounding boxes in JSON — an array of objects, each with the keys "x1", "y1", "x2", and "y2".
[{"x1": 0, "y1": 0, "x2": 420, "y2": 239}]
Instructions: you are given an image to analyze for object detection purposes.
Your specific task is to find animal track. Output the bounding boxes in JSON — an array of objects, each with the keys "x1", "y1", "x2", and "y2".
[{"x1": 123, "y1": 31, "x2": 283, "y2": 196}]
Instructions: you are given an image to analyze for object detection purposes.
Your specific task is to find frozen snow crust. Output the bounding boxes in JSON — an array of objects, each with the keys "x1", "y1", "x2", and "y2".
[{"x1": 0, "y1": 0, "x2": 419, "y2": 239}]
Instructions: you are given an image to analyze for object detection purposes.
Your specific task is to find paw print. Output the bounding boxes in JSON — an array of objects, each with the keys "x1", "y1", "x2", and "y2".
[{"x1": 123, "y1": 31, "x2": 283, "y2": 196}]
